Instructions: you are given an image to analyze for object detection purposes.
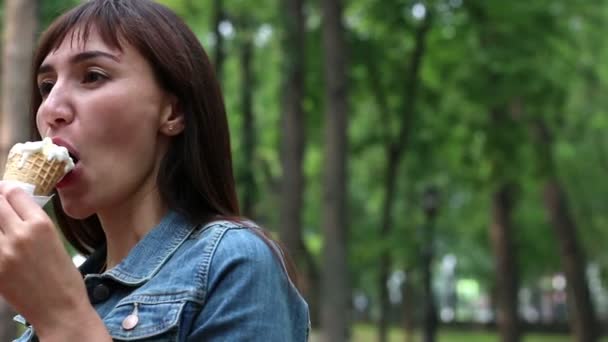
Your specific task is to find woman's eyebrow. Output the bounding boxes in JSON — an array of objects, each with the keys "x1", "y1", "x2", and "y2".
[{"x1": 37, "y1": 50, "x2": 121, "y2": 76}]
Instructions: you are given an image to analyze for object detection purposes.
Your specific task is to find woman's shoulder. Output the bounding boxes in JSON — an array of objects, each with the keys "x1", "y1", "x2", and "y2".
[
  {"x1": 174, "y1": 218, "x2": 291, "y2": 293},
  {"x1": 137, "y1": 218, "x2": 284, "y2": 295},
  {"x1": 189, "y1": 219, "x2": 280, "y2": 265}
]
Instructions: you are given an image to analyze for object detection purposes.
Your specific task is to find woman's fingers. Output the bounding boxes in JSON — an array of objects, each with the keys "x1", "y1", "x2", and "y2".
[
  {"x1": 0, "y1": 192, "x2": 23, "y2": 234},
  {"x1": 0, "y1": 182, "x2": 46, "y2": 235}
]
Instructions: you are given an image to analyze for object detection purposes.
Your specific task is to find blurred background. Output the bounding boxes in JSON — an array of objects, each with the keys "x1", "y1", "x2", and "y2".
[{"x1": 0, "y1": 0, "x2": 607, "y2": 341}]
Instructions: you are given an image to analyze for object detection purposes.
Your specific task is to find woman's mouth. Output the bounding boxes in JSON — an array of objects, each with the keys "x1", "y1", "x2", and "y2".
[
  {"x1": 56, "y1": 162, "x2": 80, "y2": 189},
  {"x1": 50, "y1": 137, "x2": 81, "y2": 190},
  {"x1": 50, "y1": 136, "x2": 80, "y2": 165},
  {"x1": 69, "y1": 151, "x2": 80, "y2": 165}
]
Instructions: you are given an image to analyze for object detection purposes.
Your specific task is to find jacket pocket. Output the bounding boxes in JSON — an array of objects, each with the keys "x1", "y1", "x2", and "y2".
[{"x1": 104, "y1": 300, "x2": 186, "y2": 341}]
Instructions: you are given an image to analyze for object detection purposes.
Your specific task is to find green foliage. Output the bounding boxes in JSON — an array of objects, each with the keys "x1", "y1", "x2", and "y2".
[
  {"x1": 39, "y1": 0, "x2": 80, "y2": 30},
  {"x1": 342, "y1": 0, "x2": 608, "y2": 306}
]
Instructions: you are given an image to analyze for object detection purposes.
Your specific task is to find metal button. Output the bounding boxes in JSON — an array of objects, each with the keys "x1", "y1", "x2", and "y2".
[
  {"x1": 122, "y1": 303, "x2": 139, "y2": 330},
  {"x1": 92, "y1": 284, "x2": 110, "y2": 302},
  {"x1": 122, "y1": 314, "x2": 139, "y2": 330}
]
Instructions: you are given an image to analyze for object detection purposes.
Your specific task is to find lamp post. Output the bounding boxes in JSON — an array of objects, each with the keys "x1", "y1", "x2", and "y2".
[{"x1": 421, "y1": 186, "x2": 439, "y2": 342}]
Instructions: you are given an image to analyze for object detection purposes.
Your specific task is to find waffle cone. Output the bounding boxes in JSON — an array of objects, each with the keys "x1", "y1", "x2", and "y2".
[{"x1": 2, "y1": 151, "x2": 68, "y2": 196}]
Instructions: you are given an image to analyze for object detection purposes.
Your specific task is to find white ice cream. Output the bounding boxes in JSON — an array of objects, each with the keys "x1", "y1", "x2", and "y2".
[{"x1": 8, "y1": 137, "x2": 75, "y2": 173}]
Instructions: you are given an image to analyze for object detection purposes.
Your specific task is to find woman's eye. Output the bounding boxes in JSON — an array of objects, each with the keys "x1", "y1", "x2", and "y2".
[
  {"x1": 38, "y1": 81, "x2": 54, "y2": 97},
  {"x1": 82, "y1": 70, "x2": 108, "y2": 84}
]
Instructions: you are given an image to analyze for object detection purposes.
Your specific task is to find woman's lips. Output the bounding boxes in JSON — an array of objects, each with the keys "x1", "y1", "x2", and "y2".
[
  {"x1": 51, "y1": 137, "x2": 80, "y2": 162},
  {"x1": 56, "y1": 164, "x2": 80, "y2": 189},
  {"x1": 50, "y1": 136, "x2": 81, "y2": 190}
]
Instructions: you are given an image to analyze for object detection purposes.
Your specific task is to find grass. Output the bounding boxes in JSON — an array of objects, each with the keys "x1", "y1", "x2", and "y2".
[{"x1": 310, "y1": 324, "x2": 608, "y2": 342}]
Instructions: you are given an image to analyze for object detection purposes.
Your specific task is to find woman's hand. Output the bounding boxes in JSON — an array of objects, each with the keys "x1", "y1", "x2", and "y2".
[{"x1": 0, "y1": 181, "x2": 110, "y2": 341}]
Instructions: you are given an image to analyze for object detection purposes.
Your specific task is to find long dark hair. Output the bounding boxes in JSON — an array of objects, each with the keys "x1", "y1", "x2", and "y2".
[{"x1": 30, "y1": 0, "x2": 297, "y2": 284}]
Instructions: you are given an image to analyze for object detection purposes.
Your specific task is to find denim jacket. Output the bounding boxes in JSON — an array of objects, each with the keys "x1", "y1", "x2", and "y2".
[{"x1": 14, "y1": 211, "x2": 310, "y2": 341}]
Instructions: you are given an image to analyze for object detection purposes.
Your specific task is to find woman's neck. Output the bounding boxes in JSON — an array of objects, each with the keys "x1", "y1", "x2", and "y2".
[{"x1": 97, "y1": 186, "x2": 167, "y2": 270}]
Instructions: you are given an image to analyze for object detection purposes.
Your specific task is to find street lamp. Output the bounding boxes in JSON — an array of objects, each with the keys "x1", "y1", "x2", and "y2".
[{"x1": 422, "y1": 186, "x2": 439, "y2": 342}]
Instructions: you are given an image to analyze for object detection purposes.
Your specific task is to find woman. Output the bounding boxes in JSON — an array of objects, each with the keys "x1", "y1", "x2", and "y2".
[{"x1": 0, "y1": 0, "x2": 309, "y2": 341}]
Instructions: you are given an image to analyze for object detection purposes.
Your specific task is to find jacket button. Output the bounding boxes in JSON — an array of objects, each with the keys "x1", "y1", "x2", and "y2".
[{"x1": 92, "y1": 284, "x2": 111, "y2": 302}]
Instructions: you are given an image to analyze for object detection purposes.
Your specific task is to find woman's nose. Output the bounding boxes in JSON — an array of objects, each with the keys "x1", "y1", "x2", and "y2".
[{"x1": 37, "y1": 83, "x2": 74, "y2": 128}]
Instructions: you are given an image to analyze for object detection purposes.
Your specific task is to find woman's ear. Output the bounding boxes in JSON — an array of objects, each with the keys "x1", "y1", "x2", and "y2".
[{"x1": 160, "y1": 96, "x2": 184, "y2": 136}]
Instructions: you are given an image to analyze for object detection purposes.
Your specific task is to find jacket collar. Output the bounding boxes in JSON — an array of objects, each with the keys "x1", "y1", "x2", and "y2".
[{"x1": 82, "y1": 210, "x2": 197, "y2": 286}]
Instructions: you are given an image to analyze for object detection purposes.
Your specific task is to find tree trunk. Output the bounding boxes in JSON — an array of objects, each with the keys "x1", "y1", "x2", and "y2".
[
  {"x1": 0, "y1": 0, "x2": 37, "y2": 339},
  {"x1": 532, "y1": 120, "x2": 598, "y2": 342},
  {"x1": 543, "y1": 182, "x2": 597, "y2": 341},
  {"x1": 401, "y1": 272, "x2": 415, "y2": 342},
  {"x1": 320, "y1": 0, "x2": 349, "y2": 340},
  {"x1": 212, "y1": 0, "x2": 225, "y2": 81},
  {"x1": 489, "y1": 183, "x2": 520, "y2": 342},
  {"x1": 0, "y1": 0, "x2": 37, "y2": 174},
  {"x1": 377, "y1": 148, "x2": 398, "y2": 342},
  {"x1": 239, "y1": 36, "x2": 256, "y2": 217},
  {"x1": 485, "y1": 104, "x2": 522, "y2": 342},
  {"x1": 279, "y1": 0, "x2": 321, "y2": 328}
]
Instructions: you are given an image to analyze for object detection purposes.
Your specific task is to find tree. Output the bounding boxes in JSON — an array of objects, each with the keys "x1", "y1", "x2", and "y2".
[
  {"x1": 372, "y1": 9, "x2": 432, "y2": 342},
  {"x1": 0, "y1": 0, "x2": 37, "y2": 171},
  {"x1": 212, "y1": 0, "x2": 226, "y2": 80},
  {"x1": 279, "y1": 0, "x2": 321, "y2": 328},
  {"x1": 0, "y1": 0, "x2": 38, "y2": 339},
  {"x1": 457, "y1": 3, "x2": 524, "y2": 339},
  {"x1": 489, "y1": 179, "x2": 520, "y2": 342},
  {"x1": 320, "y1": 0, "x2": 350, "y2": 339},
  {"x1": 532, "y1": 119, "x2": 599, "y2": 341},
  {"x1": 236, "y1": 18, "x2": 257, "y2": 217},
  {"x1": 486, "y1": 102, "x2": 523, "y2": 342}
]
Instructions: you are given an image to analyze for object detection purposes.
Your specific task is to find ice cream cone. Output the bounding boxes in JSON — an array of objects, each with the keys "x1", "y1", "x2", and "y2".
[
  {"x1": 3, "y1": 152, "x2": 67, "y2": 195},
  {"x1": 2, "y1": 138, "x2": 74, "y2": 196}
]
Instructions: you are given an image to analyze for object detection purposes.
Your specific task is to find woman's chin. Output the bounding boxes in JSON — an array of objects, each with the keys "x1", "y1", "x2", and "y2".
[
  {"x1": 64, "y1": 210, "x2": 95, "y2": 220},
  {"x1": 59, "y1": 200, "x2": 95, "y2": 220}
]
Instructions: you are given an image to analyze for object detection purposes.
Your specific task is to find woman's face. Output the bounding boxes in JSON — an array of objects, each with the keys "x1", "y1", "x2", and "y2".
[{"x1": 36, "y1": 28, "x2": 177, "y2": 219}]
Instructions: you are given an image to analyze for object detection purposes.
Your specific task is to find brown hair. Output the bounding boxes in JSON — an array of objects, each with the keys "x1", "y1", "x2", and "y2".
[{"x1": 30, "y1": 0, "x2": 297, "y2": 284}]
